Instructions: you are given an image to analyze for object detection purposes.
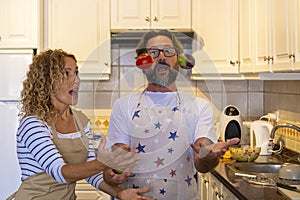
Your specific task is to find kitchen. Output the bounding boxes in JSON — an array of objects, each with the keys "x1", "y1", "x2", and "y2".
[{"x1": 0, "y1": 0, "x2": 300, "y2": 199}]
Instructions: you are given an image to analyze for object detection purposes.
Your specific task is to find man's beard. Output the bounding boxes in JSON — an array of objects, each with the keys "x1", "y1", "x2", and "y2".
[{"x1": 144, "y1": 62, "x2": 178, "y2": 88}]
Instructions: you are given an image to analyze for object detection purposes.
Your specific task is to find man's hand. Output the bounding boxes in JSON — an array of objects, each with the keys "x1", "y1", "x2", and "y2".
[
  {"x1": 191, "y1": 137, "x2": 240, "y2": 173},
  {"x1": 191, "y1": 138, "x2": 240, "y2": 160},
  {"x1": 205, "y1": 138, "x2": 240, "y2": 159},
  {"x1": 104, "y1": 168, "x2": 132, "y2": 186}
]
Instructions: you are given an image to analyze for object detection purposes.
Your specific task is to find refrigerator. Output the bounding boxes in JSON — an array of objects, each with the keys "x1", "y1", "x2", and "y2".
[{"x1": 0, "y1": 49, "x2": 34, "y2": 199}]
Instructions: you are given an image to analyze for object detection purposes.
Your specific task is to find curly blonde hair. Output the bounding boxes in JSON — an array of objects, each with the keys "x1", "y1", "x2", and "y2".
[{"x1": 19, "y1": 49, "x2": 77, "y2": 125}]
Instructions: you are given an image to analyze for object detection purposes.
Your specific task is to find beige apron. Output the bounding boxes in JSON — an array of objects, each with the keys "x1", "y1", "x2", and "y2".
[
  {"x1": 122, "y1": 92, "x2": 198, "y2": 200},
  {"x1": 8, "y1": 109, "x2": 89, "y2": 200}
]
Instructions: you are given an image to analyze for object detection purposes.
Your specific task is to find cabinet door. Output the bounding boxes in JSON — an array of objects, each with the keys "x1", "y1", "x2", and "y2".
[
  {"x1": 270, "y1": 0, "x2": 293, "y2": 72},
  {"x1": 290, "y1": 0, "x2": 300, "y2": 71},
  {"x1": 199, "y1": 173, "x2": 210, "y2": 200},
  {"x1": 192, "y1": 0, "x2": 239, "y2": 75},
  {"x1": 209, "y1": 174, "x2": 222, "y2": 200},
  {"x1": 240, "y1": 0, "x2": 294, "y2": 73},
  {"x1": 150, "y1": 0, "x2": 191, "y2": 29},
  {"x1": 47, "y1": 0, "x2": 111, "y2": 80},
  {"x1": 239, "y1": 0, "x2": 254, "y2": 73},
  {"x1": 0, "y1": 0, "x2": 39, "y2": 48},
  {"x1": 240, "y1": 0, "x2": 271, "y2": 73},
  {"x1": 111, "y1": 0, "x2": 191, "y2": 30},
  {"x1": 111, "y1": 0, "x2": 150, "y2": 30}
]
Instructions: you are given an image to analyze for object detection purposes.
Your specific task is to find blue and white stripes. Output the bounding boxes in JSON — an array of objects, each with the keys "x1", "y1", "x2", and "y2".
[{"x1": 16, "y1": 116, "x2": 103, "y2": 189}]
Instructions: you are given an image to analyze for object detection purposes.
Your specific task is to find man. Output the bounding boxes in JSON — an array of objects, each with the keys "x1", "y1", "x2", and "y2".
[{"x1": 105, "y1": 29, "x2": 239, "y2": 199}]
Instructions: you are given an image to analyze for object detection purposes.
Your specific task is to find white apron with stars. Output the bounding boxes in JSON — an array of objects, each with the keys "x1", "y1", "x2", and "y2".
[{"x1": 121, "y1": 92, "x2": 198, "y2": 200}]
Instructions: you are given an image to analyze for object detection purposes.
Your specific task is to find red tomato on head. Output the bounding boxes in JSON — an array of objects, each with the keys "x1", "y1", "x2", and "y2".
[{"x1": 136, "y1": 53, "x2": 153, "y2": 69}]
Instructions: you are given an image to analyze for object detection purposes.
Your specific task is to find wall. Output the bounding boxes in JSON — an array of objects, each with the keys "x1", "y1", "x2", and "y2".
[
  {"x1": 76, "y1": 42, "x2": 265, "y2": 122},
  {"x1": 264, "y1": 80, "x2": 300, "y2": 120},
  {"x1": 76, "y1": 47, "x2": 300, "y2": 153}
]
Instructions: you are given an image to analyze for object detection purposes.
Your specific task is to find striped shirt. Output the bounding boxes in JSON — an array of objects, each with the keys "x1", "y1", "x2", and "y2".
[{"x1": 16, "y1": 116, "x2": 103, "y2": 189}]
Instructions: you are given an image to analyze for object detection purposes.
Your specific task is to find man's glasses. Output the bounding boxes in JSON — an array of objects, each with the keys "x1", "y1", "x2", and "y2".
[{"x1": 147, "y1": 47, "x2": 177, "y2": 58}]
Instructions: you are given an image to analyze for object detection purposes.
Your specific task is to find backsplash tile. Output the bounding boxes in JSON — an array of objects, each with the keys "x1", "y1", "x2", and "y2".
[
  {"x1": 248, "y1": 80, "x2": 264, "y2": 91},
  {"x1": 94, "y1": 91, "x2": 118, "y2": 109},
  {"x1": 119, "y1": 67, "x2": 146, "y2": 92},
  {"x1": 224, "y1": 92, "x2": 248, "y2": 117},
  {"x1": 223, "y1": 80, "x2": 248, "y2": 92},
  {"x1": 94, "y1": 66, "x2": 119, "y2": 91},
  {"x1": 78, "y1": 109, "x2": 111, "y2": 137},
  {"x1": 272, "y1": 110, "x2": 300, "y2": 153},
  {"x1": 77, "y1": 91, "x2": 94, "y2": 109},
  {"x1": 274, "y1": 125, "x2": 300, "y2": 153},
  {"x1": 264, "y1": 80, "x2": 300, "y2": 114},
  {"x1": 79, "y1": 81, "x2": 94, "y2": 92},
  {"x1": 248, "y1": 92, "x2": 264, "y2": 117},
  {"x1": 197, "y1": 80, "x2": 223, "y2": 92}
]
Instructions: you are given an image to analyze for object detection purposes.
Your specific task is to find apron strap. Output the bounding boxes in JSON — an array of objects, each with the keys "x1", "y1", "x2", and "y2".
[{"x1": 71, "y1": 108, "x2": 89, "y2": 150}]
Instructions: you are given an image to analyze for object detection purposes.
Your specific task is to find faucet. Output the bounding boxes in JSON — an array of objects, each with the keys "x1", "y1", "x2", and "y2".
[{"x1": 269, "y1": 123, "x2": 300, "y2": 154}]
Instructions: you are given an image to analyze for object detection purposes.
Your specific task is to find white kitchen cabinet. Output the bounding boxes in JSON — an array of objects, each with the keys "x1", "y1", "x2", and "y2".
[
  {"x1": 75, "y1": 180, "x2": 111, "y2": 200},
  {"x1": 290, "y1": 0, "x2": 300, "y2": 71},
  {"x1": 46, "y1": 0, "x2": 111, "y2": 80},
  {"x1": 0, "y1": 0, "x2": 40, "y2": 49},
  {"x1": 239, "y1": 0, "x2": 272, "y2": 73},
  {"x1": 270, "y1": 0, "x2": 293, "y2": 72},
  {"x1": 201, "y1": 172, "x2": 238, "y2": 200},
  {"x1": 209, "y1": 173, "x2": 222, "y2": 200},
  {"x1": 110, "y1": 0, "x2": 191, "y2": 30},
  {"x1": 191, "y1": 0, "x2": 239, "y2": 75},
  {"x1": 199, "y1": 172, "x2": 210, "y2": 200},
  {"x1": 239, "y1": 0, "x2": 300, "y2": 73}
]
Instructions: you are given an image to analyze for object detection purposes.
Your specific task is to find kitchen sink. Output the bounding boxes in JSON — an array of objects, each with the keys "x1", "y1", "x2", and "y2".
[
  {"x1": 225, "y1": 162, "x2": 285, "y2": 186},
  {"x1": 226, "y1": 162, "x2": 283, "y2": 174}
]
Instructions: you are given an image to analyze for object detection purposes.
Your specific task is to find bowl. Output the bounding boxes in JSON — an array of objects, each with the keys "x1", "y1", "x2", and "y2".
[
  {"x1": 279, "y1": 163, "x2": 300, "y2": 180},
  {"x1": 229, "y1": 145, "x2": 261, "y2": 162}
]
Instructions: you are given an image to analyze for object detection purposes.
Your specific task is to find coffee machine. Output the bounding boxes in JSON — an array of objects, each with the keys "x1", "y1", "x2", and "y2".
[{"x1": 218, "y1": 105, "x2": 243, "y2": 143}]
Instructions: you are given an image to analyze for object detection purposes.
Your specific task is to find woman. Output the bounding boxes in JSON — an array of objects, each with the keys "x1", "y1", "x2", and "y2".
[{"x1": 10, "y1": 49, "x2": 152, "y2": 200}]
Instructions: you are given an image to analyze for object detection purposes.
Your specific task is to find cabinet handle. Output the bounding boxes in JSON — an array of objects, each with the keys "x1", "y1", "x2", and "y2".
[
  {"x1": 145, "y1": 16, "x2": 150, "y2": 22},
  {"x1": 289, "y1": 54, "x2": 295, "y2": 63},
  {"x1": 269, "y1": 56, "x2": 274, "y2": 64},
  {"x1": 230, "y1": 60, "x2": 239, "y2": 66},
  {"x1": 0, "y1": 36, "x2": 1, "y2": 42},
  {"x1": 219, "y1": 194, "x2": 224, "y2": 199},
  {"x1": 264, "y1": 56, "x2": 273, "y2": 64},
  {"x1": 215, "y1": 191, "x2": 219, "y2": 196},
  {"x1": 153, "y1": 16, "x2": 158, "y2": 22},
  {"x1": 104, "y1": 62, "x2": 108, "y2": 66}
]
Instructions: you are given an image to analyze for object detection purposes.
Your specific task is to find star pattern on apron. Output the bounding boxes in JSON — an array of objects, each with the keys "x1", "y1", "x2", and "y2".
[{"x1": 121, "y1": 91, "x2": 198, "y2": 199}]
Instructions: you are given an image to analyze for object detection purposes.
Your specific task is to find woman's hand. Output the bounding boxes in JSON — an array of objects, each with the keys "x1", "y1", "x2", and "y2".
[
  {"x1": 97, "y1": 135, "x2": 139, "y2": 171},
  {"x1": 118, "y1": 187, "x2": 154, "y2": 200}
]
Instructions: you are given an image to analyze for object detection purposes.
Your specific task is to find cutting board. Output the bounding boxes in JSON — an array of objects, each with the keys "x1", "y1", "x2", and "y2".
[{"x1": 278, "y1": 185, "x2": 300, "y2": 200}]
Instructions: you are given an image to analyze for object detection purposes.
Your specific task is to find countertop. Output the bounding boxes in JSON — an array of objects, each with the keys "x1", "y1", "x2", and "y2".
[{"x1": 211, "y1": 154, "x2": 300, "y2": 200}]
